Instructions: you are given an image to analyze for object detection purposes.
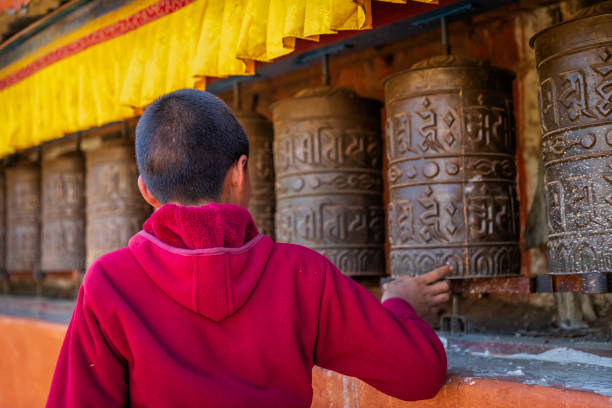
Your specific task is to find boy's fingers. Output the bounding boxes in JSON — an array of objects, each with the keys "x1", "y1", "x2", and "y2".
[
  {"x1": 389, "y1": 275, "x2": 415, "y2": 287},
  {"x1": 394, "y1": 274, "x2": 413, "y2": 282},
  {"x1": 418, "y1": 265, "x2": 453, "y2": 284},
  {"x1": 427, "y1": 280, "x2": 450, "y2": 295},
  {"x1": 430, "y1": 292, "x2": 451, "y2": 306}
]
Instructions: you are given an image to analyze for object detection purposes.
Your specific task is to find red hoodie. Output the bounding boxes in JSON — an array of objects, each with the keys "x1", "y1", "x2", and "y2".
[{"x1": 47, "y1": 203, "x2": 446, "y2": 407}]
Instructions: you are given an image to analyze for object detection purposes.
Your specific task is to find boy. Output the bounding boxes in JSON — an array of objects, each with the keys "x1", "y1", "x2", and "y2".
[{"x1": 47, "y1": 89, "x2": 451, "y2": 407}]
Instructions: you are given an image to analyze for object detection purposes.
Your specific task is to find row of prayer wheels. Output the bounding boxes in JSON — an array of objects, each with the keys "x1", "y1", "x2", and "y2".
[
  {"x1": 1, "y1": 5, "x2": 609, "y2": 282},
  {"x1": 1, "y1": 133, "x2": 151, "y2": 277},
  {"x1": 2, "y1": 61, "x2": 520, "y2": 280},
  {"x1": 271, "y1": 58, "x2": 521, "y2": 278},
  {"x1": 271, "y1": 3, "x2": 611, "y2": 279},
  {"x1": 0, "y1": 117, "x2": 277, "y2": 278}
]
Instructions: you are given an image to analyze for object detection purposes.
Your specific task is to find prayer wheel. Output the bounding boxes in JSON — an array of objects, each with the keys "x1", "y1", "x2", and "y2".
[
  {"x1": 41, "y1": 146, "x2": 85, "y2": 272},
  {"x1": 383, "y1": 55, "x2": 520, "y2": 278},
  {"x1": 531, "y1": 4, "x2": 612, "y2": 275},
  {"x1": 235, "y1": 110, "x2": 275, "y2": 239},
  {"x1": 5, "y1": 162, "x2": 41, "y2": 272},
  {"x1": 272, "y1": 86, "x2": 385, "y2": 276},
  {"x1": 84, "y1": 142, "x2": 150, "y2": 268}
]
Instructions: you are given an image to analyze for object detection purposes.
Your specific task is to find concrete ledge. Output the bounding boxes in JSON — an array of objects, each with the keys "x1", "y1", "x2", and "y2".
[
  {"x1": 1, "y1": 313, "x2": 610, "y2": 408},
  {"x1": 312, "y1": 368, "x2": 612, "y2": 408},
  {"x1": 0, "y1": 295, "x2": 74, "y2": 324}
]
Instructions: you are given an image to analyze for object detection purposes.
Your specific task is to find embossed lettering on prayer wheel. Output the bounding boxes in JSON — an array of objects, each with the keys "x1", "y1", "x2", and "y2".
[
  {"x1": 531, "y1": 4, "x2": 612, "y2": 274},
  {"x1": 272, "y1": 86, "x2": 384, "y2": 276},
  {"x1": 6, "y1": 164, "x2": 41, "y2": 272},
  {"x1": 235, "y1": 110, "x2": 275, "y2": 239},
  {"x1": 85, "y1": 145, "x2": 150, "y2": 268},
  {"x1": 41, "y1": 153, "x2": 85, "y2": 271},
  {"x1": 383, "y1": 56, "x2": 520, "y2": 278}
]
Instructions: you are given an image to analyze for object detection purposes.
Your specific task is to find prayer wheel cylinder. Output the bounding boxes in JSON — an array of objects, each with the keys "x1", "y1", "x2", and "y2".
[
  {"x1": 41, "y1": 146, "x2": 85, "y2": 272},
  {"x1": 272, "y1": 86, "x2": 385, "y2": 276},
  {"x1": 383, "y1": 55, "x2": 520, "y2": 278},
  {"x1": 85, "y1": 143, "x2": 150, "y2": 268},
  {"x1": 531, "y1": 4, "x2": 612, "y2": 274},
  {"x1": 235, "y1": 110, "x2": 275, "y2": 239},
  {"x1": 5, "y1": 163, "x2": 41, "y2": 272}
]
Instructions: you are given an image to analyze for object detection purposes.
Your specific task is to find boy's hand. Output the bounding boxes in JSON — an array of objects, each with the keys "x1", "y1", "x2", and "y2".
[{"x1": 381, "y1": 265, "x2": 452, "y2": 318}]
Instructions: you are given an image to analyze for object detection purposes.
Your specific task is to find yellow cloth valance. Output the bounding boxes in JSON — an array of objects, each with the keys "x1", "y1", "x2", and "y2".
[{"x1": 0, "y1": 0, "x2": 436, "y2": 156}]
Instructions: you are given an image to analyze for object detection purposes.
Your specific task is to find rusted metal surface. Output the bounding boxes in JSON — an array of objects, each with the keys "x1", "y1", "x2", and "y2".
[
  {"x1": 41, "y1": 151, "x2": 85, "y2": 272},
  {"x1": 85, "y1": 144, "x2": 150, "y2": 268},
  {"x1": 272, "y1": 86, "x2": 385, "y2": 276},
  {"x1": 531, "y1": 6, "x2": 612, "y2": 276},
  {"x1": 536, "y1": 273, "x2": 611, "y2": 294},
  {"x1": 582, "y1": 272, "x2": 611, "y2": 292},
  {"x1": 5, "y1": 163, "x2": 40, "y2": 272},
  {"x1": 381, "y1": 275, "x2": 534, "y2": 294},
  {"x1": 235, "y1": 110, "x2": 275, "y2": 239},
  {"x1": 383, "y1": 55, "x2": 520, "y2": 279},
  {"x1": 449, "y1": 276, "x2": 535, "y2": 294}
]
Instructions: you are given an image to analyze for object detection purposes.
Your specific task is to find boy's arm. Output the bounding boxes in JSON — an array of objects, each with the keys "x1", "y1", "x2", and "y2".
[
  {"x1": 47, "y1": 287, "x2": 127, "y2": 408},
  {"x1": 314, "y1": 260, "x2": 449, "y2": 401}
]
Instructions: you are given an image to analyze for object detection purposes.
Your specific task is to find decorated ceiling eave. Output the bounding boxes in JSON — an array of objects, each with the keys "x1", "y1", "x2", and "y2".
[{"x1": 0, "y1": 0, "x2": 438, "y2": 157}]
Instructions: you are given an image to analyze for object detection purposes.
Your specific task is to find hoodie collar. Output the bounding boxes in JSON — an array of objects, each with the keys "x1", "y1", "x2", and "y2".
[
  {"x1": 130, "y1": 202, "x2": 272, "y2": 321},
  {"x1": 143, "y1": 202, "x2": 260, "y2": 250}
]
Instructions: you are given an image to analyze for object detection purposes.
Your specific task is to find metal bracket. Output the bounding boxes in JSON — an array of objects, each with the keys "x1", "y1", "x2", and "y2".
[
  {"x1": 295, "y1": 43, "x2": 354, "y2": 65},
  {"x1": 410, "y1": 1, "x2": 473, "y2": 26},
  {"x1": 440, "y1": 294, "x2": 472, "y2": 334},
  {"x1": 440, "y1": 313, "x2": 473, "y2": 334}
]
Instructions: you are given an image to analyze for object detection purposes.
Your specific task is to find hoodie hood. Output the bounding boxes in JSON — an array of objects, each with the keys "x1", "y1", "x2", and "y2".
[{"x1": 128, "y1": 203, "x2": 274, "y2": 321}]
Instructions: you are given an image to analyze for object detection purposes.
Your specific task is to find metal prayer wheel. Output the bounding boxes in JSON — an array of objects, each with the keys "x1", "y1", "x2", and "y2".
[
  {"x1": 235, "y1": 110, "x2": 275, "y2": 239},
  {"x1": 272, "y1": 86, "x2": 385, "y2": 276},
  {"x1": 41, "y1": 144, "x2": 85, "y2": 272},
  {"x1": 84, "y1": 141, "x2": 150, "y2": 268},
  {"x1": 383, "y1": 55, "x2": 520, "y2": 278},
  {"x1": 531, "y1": 3, "x2": 612, "y2": 275},
  {"x1": 5, "y1": 162, "x2": 41, "y2": 272}
]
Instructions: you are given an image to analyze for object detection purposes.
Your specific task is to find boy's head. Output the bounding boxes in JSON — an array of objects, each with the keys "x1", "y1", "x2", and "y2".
[{"x1": 135, "y1": 89, "x2": 250, "y2": 209}]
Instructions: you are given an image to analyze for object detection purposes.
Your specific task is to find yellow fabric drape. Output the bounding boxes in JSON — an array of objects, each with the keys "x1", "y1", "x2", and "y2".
[{"x1": 0, "y1": 0, "x2": 437, "y2": 156}]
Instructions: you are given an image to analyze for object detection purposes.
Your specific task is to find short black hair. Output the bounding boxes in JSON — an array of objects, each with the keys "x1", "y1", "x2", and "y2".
[{"x1": 135, "y1": 89, "x2": 249, "y2": 205}]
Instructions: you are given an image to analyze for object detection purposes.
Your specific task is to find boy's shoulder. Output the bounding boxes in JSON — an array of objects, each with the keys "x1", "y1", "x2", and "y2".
[
  {"x1": 271, "y1": 241, "x2": 327, "y2": 264},
  {"x1": 269, "y1": 241, "x2": 331, "y2": 280},
  {"x1": 81, "y1": 246, "x2": 139, "y2": 294}
]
